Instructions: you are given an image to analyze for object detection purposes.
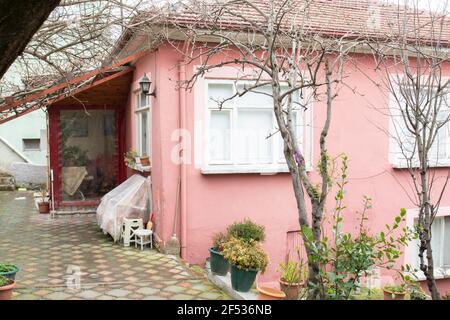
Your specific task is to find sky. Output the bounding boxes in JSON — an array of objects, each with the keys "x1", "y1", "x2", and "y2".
[{"x1": 383, "y1": 0, "x2": 448, "y2": 12}]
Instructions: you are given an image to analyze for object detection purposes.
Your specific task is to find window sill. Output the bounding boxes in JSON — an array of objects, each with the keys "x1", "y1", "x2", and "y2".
[
  {"x1": 391, "y1": 161, "x2": 450, "y2": 169},
  {"x1": 202, "y1": 164, "x2": 308, "y2": 175},
  {"x1": 407, "y1": 269, "x2": 450, "y2": 281}
]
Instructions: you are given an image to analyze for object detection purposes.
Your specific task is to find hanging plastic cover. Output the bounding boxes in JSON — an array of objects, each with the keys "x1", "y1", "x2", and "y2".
[{"x1": 97, "y1": 174, "x2": 151, "y2": 242}]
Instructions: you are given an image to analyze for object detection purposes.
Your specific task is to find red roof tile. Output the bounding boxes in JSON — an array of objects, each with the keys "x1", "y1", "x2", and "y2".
[{"x1": 140, "y1": 0, "x2": 450, "y2": 45}]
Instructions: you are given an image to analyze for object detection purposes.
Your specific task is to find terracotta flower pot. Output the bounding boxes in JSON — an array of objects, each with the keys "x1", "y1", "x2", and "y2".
[
  {"x1": 38, "y1": 201, "x2": 50, "y2": 214},
  {"x1": 383, "y1": 289, "x2": 406, "y2": 300},
  {"x1": 279, "y1": 279, "x2": 303, "y2": 300},
  {"x1": 140, "y1": 156, "x2": 151, "y2": 166},
  {"x1": 257, "y1": 286, "x2": 286, "y2": 300},
  {"x1": 0, "y1": 281, "x2": 16, "y2": 300}
]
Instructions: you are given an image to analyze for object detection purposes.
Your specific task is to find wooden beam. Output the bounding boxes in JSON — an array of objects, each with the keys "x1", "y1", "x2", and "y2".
[
  {"x1": 48, "y1": 67, "x2": 134, "y2": 105},
  {"x1": 0, "y1": 50, "x2": 147, "y2": 113}
]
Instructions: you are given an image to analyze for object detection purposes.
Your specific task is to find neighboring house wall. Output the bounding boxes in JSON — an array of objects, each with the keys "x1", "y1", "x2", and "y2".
[
  {"x1": 126, "y1": 44, "x2": 450, "y2": 293},
  {"x1": 0, "y1": 137, "x2": 28, "y2": 173},
  {"x1": 0, "y1": 110, "x2": 48, "y2": 184}
]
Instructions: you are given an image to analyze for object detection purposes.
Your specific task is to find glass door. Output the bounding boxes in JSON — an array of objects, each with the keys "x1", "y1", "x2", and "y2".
[{"x1": 60, "y1": 109, "x2": 118, "y2": 202}]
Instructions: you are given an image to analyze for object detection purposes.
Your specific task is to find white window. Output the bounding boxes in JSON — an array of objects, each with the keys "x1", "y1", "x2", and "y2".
[
  {"x1": 203, "y1": 80, "x2": 312, "y2": 174},
  {"x1": 135, "y1": 91, "x2": 151, "y2": 157},
  {"x1": 389, "y1": 87, "x2": 450, "y2": 168},
  {"x1": 407, "y1": 208, "x2": 450, "y2": 280}
]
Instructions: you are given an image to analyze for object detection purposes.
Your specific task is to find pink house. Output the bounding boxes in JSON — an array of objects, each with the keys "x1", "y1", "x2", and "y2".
[{"x1": 1, "y1": 0, "x2": 448, "y2": 295}]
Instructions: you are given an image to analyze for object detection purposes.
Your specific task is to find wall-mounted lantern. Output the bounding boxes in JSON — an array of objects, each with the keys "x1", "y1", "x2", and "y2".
[{"x1": 139, "y1": 73, "x2": 156, "y2": 97}]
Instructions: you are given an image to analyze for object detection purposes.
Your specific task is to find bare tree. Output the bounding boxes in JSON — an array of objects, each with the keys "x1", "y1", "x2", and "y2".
[
  {"x1": 366, "y1": 0, "x2": 449, "y2": 300},
  {"x1": 0, "y1": 0, "x2": 149, "y2": 99},
  {"x1": 157, "y1": 0, "x2": 360, "y2": 299}
]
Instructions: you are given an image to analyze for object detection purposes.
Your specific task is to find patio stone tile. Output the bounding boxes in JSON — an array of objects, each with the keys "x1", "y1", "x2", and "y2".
[
  {"x1": 34, "y1": 289, "x2": 52, "y2": 296},
  {"x1": 78, "y1": 290, "x2": 102, "y2": 299},
  {"x1": 0, "y1": 191, "x2": 229, "y2": 301},
  {"x1": 143, "y1": 295, "x2": 167, "y2": 300},
  {"x1": 96, "y1": 295, "x2": 115, "y2": 300},
  {"x1": 136, "y1": 287, "x2": 159, "y2": 295},
  {"x1": 44, "y1": 292, "x2": 72, "y2": 300},
  {"x1": 172, "y1": 294, "x2": 193, "y2": 300},
  {"x1": 165, "y1": 285, "x2": 186, "y2": 293},
  {"x1": 106, "y1": 289, "x2": 131, "y2": 297}
]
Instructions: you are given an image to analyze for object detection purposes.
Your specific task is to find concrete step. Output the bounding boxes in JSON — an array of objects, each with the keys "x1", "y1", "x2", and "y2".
[
  {"x1": 54, "y1": 205, "x2": 98, "y2": 215},
  {"x1": 54, "y1": 209, "x2": 97, "y2": 215}
]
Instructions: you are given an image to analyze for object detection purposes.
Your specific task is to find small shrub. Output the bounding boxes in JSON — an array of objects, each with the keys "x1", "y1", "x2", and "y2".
[
  {"x1": 212, "y1": 232, "x2": 229, "y2": 252},
  {"x1": 408, "y1": 282, "x2": 427, "y2": 300},
  {"x1": 222, "y1": 237, "x2": 268, "y2": 272},
  {"x1": 0, "y1": 264, "x2": 16, "y2": 273},
  {"x1": 383, "y1": 283, "x2": 406, "y2": 294},
  {"x1": 278, "y1": 260, "x2": 306, "y2": 284},
  {"x1": 0, "y1": 275, "x2": 13, "y2": 287},
  {"x1": 227, "y1": 219, "x2": 265, "y2": 242}
]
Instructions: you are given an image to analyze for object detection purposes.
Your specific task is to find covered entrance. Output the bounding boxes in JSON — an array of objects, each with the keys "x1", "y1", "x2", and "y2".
[{"x1": 47, "y1": 67, "x2": 134, "y2": 210}]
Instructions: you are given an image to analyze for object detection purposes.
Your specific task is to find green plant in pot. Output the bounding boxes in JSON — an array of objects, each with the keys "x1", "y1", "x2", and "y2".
[
  {"x1": 209, "y1": 232, "x2": 230, "y2": 276},
  {"x1": 0, "y1": 275, "x2": 15, "y2": 300},
  {"x1": 0, "y1": 264, "x2": 19, "y2": 280},
  {"x1": 278, "y1": 260, "x2": 306, "y2": 300},
  {"x1": 227, "y1": 219, "x2": 265, "y2": 242},
  {"x1": 37, "y1": 186, "x2": 50, "y2": 214},
  {"x1": 124, "y1": 149, "x2": 138, "y2": 168},
  {"x1": 408, "y1": 282, "x2": 427, "y2": 300},
  {"x1": 383, "y1": 283, "x2": 407, "y2": 300},
  {"x1": 222, "y1": 237, "x2": 268, "y2": 292}
]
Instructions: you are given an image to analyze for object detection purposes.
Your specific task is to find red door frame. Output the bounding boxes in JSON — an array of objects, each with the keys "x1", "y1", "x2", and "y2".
[{"x1": 48, "y1": 105, "x2": 126, "y2": 209}]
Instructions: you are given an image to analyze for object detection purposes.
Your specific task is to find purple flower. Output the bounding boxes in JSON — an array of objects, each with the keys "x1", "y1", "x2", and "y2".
[{"x1": 294, "y1": 150, "x2": 302, "y2": 166}]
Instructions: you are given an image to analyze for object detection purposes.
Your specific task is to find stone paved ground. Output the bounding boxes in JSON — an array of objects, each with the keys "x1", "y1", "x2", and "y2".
[{"x1": 0, "y1": 191, "x2": 229, "y2": 300}]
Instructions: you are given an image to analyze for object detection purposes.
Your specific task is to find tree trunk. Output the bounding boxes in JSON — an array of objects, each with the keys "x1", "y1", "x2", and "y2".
[
  {"x1": 418, "y1": 166, "x2": 441, "y2": 300},
  {"x1": 0, "y1": 0, "x2": 61, "y2": 80}
]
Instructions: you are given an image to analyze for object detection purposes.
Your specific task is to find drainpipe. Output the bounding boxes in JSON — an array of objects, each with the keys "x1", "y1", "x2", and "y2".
[{"x1": 179, "y1": 50, "x2": 188, "y2": 259}]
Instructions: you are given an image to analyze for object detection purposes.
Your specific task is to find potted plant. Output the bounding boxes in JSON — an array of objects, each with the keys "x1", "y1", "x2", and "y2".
[
  {"x1": 0, "y1": 275, "x2": 15, "y2": 300},
  {"x1": 278, "y1": 260, "x2": 306, "y2": 300},
  {"x1": 0, "y1": 264, "x2": 19, "y2": 280},
  {"x1": 37, "y1": 186, "x2": 50, "y2": 214},
  {"x1": 209, "y1": 232, "x2": 230, "y2": 276},
  {"x1": 222, "y1": 237, "x2": 268, "y2": 293},
  {"x1": 227, "y1": 219, "x2": 265, "y2": 243},
  {"x1": 140, "y1": 155, "x2": 151, "y2": 166},
  {"x1": 408, "y1": 282, "x2": 427, "y2": 300},
  {"x1": 383, "y1": 283, "x2": 407, "y2": 300},
  {"x1": 124, "y1": 150, "x2": 138, "y2": 168}
]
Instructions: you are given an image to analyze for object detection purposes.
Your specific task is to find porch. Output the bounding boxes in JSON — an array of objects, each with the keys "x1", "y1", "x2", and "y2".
[{"x1": 0, "y1": 191, "x2": 228, "y2": 300}]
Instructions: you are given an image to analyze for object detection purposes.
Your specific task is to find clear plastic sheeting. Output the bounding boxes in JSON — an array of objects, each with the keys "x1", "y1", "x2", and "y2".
[{"x1": 96, "y1": 174, "x2": 151, "y2": 242}]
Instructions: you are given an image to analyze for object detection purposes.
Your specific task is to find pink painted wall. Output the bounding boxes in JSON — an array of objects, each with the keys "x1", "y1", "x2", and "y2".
[{"x1": 126, "y1": 43, "x2": 450, "y2": 294}]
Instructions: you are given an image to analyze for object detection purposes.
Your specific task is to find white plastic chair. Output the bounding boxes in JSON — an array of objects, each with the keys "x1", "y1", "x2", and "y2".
[
  {"x1": 121, "y1": 218, "x2": 144, "y2": 247},
  {"x1": 134, "y1": 229, "x2": 153, "y2": 251}
]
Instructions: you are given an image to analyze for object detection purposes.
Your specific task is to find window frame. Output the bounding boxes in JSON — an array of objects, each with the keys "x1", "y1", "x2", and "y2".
[
  {"x1": 22, "y1": 138, "x2": 41, "y2": 151},
  {"x1": 135, "y1": 90, "x2": 151, "y2": 157},
  {"x1": 202, "y1": 79, "x2": 313, "y2": 174},
  {"x1": 389, "y1": 79, "x2": 450, "y2": 168},
  {"x1": 404, "y1": 206, "x2": 450, "y2": 280}
]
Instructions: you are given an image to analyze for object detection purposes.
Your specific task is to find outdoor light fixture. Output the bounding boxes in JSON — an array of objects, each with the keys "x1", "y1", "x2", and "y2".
[{"x1": 139, "y1": 73, "x2": 156, "y2": 97}]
